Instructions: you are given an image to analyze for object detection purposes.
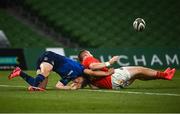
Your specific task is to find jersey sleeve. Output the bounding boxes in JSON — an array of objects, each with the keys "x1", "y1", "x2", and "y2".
[{"x1": 82, "y1": 57, "x2": 99, "y2": 68}]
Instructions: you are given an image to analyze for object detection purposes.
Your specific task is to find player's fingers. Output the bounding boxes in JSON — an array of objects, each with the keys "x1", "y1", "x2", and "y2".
[
  {"x1": 113, "y1": 56, "x2": 120, "y2": 60},
  {"x1": 108, "y1": 68, "x2": 115, "y2": 74},
  {"x1": 110, "y1": 56, "x2": 119, "y2": 64}
]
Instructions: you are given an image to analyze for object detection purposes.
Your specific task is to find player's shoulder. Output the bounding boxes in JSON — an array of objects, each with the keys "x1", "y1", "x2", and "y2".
[
  {"x1": 82, "y1": 56, "x2": 99, "y2": 67},
  {"x1": 84, "y1": 56, "x2": 98, "y2": 62}
]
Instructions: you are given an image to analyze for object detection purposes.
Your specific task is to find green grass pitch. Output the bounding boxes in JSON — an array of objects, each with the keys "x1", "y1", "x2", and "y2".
[{"x1": 0, "y1": 70, "x2": 180, "y2": 113}]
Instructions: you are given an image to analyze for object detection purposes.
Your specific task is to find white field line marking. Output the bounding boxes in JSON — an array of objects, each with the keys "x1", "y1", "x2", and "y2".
[
  {"x1": 81, "y1": 89, "x2": 180, "y2": 97},
  {"x1": 0, "y1": 84, "x2": 180, "y2": 97},
  {"x1": 0, "y1": 84, "x2": 25, "y2": 88}
]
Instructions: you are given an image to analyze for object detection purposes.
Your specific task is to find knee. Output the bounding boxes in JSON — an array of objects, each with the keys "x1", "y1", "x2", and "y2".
[
  {"x1": 37, "y1": 69, "x2": 49, "y2": 77},
  {"x1": 36, "y1": 70, "x2": 49, "y2": 77},
  {"x1": 39, "y1": 62, "x2": 53, "y2": 77},
  {"x1": 40, "y1": 70, "x2": 50, "y2": 77}
]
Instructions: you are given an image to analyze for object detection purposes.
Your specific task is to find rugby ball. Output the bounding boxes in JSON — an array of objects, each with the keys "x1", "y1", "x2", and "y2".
[{"x1": 133, "y1": 18, "x2": 146, "y2": 31}]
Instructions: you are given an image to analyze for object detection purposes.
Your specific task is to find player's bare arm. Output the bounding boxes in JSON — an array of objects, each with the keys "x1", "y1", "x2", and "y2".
[
  {"x1": 89, "y1": 56, "x2": 119, "y2": 70},
  {"x1": 56, "y1": 81, "x2": 73, "y2": 90},
  {"x1": 57, "y1": 68, "x2": 115, "y2": 90},
  {"x1": 84, "y1": 68, "x2": 115, "y2": 76},
  {"x1": 56, "y1": 76, "x2": 84, "y2": 90}
]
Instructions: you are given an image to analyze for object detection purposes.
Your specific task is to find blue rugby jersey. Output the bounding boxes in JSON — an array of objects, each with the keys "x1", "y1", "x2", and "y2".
[{"x1": 37, "y1": 51, "x2": 84, "y2": 85}]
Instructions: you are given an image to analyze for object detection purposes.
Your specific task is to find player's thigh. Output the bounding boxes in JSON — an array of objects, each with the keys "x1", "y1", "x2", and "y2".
[
  {"x1": 38, "y1": 77, "x2": 48, "y2": 89},
  {"x1": 39, "y1": 62, "x2": 53, "y2": 77},
  {"x1": 123, "y1": 66, "x2": 148, "y2": 82},
  {"x1": 122, "y1": 66, "x2": 144, "y2": 77}
]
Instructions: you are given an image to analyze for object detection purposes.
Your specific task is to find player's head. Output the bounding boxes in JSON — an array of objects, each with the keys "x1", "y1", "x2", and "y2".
[
  {"x1": 78, "y1": 49, "x2": 93, "y2": 62},
  {"x1": 73, "y1": 76, "x2": 88, "y2": 89}
]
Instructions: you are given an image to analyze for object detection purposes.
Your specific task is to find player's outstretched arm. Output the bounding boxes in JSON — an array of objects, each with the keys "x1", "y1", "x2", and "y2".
[
  {"x1": 56, "y1": 81, "x2": 73, "y2": 90},
  {"x1": 84, "y1": 68, "x2": 114, "y2": 77},
  {"x1": 56, "y1": 77, "x2": 84, "y2": 90},
  {"x1": 89, "y1": 56, "x2": 119, "y2": 70}
]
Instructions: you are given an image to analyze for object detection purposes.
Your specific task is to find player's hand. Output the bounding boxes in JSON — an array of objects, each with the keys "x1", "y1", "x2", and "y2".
[
  {"x1": 70, "y1": 83, "x2": 77, "y2": 90},
  {"x1": 109, "y1": 56, "x2": 119, "y2": 65},
  {"x1": 108, "y1": 68, "x2": 115, "y2": 75},
  {"x1": 70, "y1": 83, "x2": 81, "y2": 90}
]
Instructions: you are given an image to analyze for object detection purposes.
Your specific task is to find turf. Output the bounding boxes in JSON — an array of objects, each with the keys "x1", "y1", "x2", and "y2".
[{"x1": 0, "y1": 70, "x2": 180, "y2": 113}]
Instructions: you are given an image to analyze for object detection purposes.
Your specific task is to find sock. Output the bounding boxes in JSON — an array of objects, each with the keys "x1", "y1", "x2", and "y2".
[
  {"x1": 156, "y1": 71, "x2": 167, "y2": 79},
  {"x1": 33, "y1": 74, "x2": 45, "y2": 87},
  {"x1": 20, "y1": 71, "x2": 35, "y2": 86},
  {"x1": 20, "y1": 72, "x2": 45, "y2": 87}
]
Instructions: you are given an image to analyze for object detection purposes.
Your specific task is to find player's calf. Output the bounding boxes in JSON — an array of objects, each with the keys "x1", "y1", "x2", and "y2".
[{"x1": 9, "y1": 67, "x2": 48, "y2": 89}]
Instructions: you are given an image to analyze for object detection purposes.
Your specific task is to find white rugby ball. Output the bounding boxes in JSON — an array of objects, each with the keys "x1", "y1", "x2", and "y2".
[{"x1": 133, "y1": 18, "x2": 146, "y2": 31}]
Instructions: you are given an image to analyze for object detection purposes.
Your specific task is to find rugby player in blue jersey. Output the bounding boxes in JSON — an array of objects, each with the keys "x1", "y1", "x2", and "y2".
[{"x1": 8, "y1": 51, "x2": 114, "y2": 91}]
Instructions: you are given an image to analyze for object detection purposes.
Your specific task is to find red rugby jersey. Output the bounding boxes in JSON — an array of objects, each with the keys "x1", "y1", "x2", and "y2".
[{"x1": 82, "y1": 56, "x2": 112, "y2": 89}]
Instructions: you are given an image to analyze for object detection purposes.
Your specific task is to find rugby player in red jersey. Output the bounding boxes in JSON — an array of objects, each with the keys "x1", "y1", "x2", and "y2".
[{"x1": 78, "y1": 50, "x2": 176, "y2": 90}]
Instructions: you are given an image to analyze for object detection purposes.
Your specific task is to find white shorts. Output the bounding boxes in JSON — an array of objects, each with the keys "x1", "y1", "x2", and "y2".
[{"x1": 111, "y1": 67, "x2": 133, "y2": 90}]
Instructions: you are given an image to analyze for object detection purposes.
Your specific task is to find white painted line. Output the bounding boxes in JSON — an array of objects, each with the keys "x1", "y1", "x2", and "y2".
[
  {"x1": 0, "y1": 84, "x2": 25, "y2": 88},
  {"x1": 0, "y1": 84, "x2": 180, "y2": 97},
  {"x1": 81, "y1": 89, "x2": 180, "y2": 97}
]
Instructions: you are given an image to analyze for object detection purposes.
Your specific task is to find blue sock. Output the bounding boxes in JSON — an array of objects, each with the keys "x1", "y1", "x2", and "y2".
[
  {"x1": 33, "y1": 74, "x2": 45, "y2": 87},
  {"x1": 20, "y1": 72, "x2": 45, "y2": 87},
  {"x1": 20, "y1": 72, "x2": 35, "y2": 86}
]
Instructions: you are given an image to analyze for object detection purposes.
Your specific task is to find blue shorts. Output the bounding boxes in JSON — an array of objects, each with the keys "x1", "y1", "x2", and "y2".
[{"x1": 36, "y1": 51, "x2": 55, "y2": 70}]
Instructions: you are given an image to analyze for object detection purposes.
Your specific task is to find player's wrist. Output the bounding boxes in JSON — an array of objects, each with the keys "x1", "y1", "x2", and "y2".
[{"x1": 105, "y1": 62, "x2": 110, "y2": 67}]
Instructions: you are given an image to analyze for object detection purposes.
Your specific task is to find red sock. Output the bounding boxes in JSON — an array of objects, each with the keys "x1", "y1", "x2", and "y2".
[{"x1": 156, "y1": 71, "x2": 167, "y2": 79}]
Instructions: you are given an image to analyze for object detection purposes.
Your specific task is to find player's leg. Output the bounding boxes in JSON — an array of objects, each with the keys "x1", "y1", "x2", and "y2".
[
  {"x1": 9, "y1": 62, "x2": 52, "y2": 87},
  {"x1": 9, "y1": 67, "x2": 36, "y2": 86},
  {"x1": 32, "y1": 62, "x2": 52, "y2": 87},
  {"x1": 28, "y1": 62, "x2": 52, "y2": 91},
  {"x1": 28, "y1": 77, "x2": 48, "y2": 91},
  {"x1": 111, "y1": 67, "x2": 175, "y2": 90},
  {"x1": 123, "y1": 66, "x2": 175, "y2": 81},
  {"x1": 38, "y1": 77, "x2": 48, "y2": 89}
]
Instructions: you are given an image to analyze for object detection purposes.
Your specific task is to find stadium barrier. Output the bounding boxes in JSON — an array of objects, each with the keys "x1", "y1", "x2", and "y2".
[{"x1": 0, "y1": 48, "x2": 180, "y2": 70}]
